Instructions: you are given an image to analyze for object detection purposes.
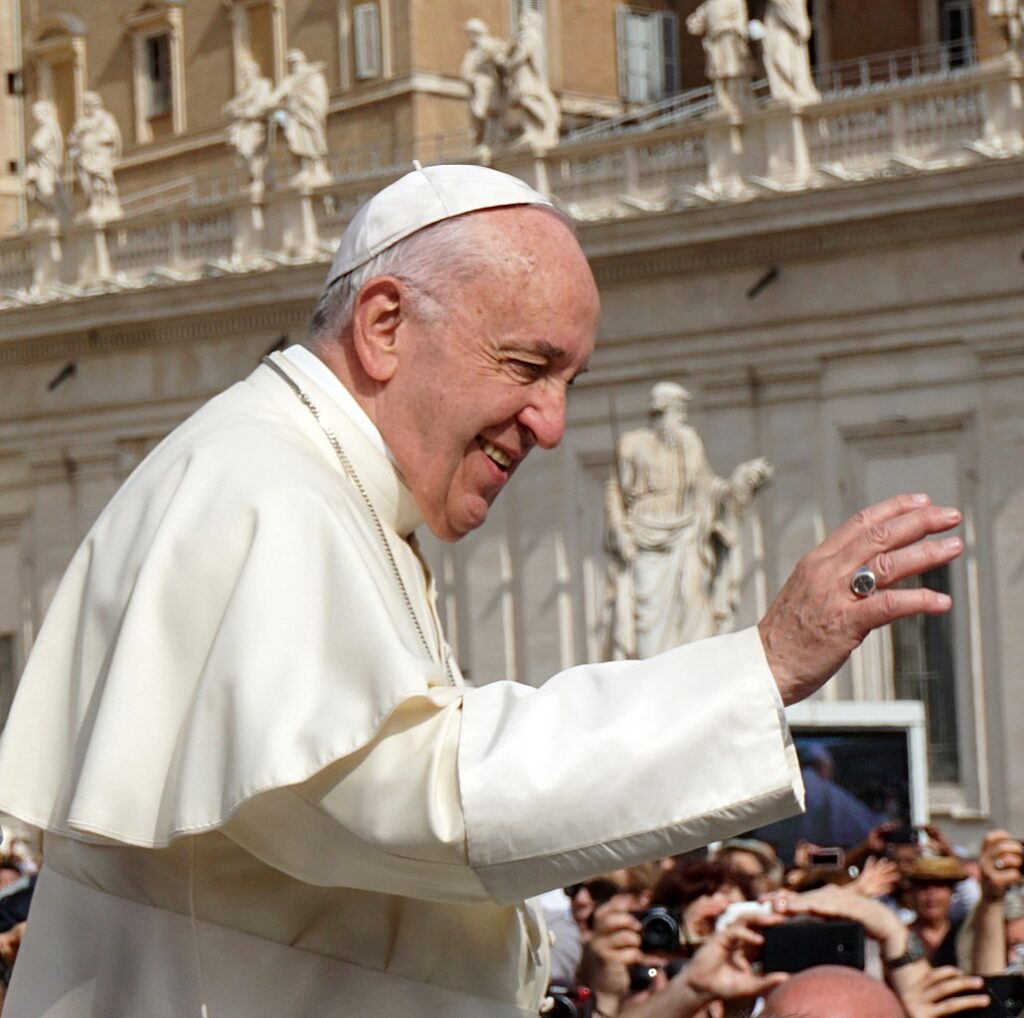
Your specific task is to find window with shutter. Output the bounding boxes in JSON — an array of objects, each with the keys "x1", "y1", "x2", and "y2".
[
  {"x1": 616, "y1": 6, "x2": 679, "y2": 103},
  {"x1": 353, "y1": 3, "x2": 381, "y2": 80},
  {"x1": 146, "y1": 33, "x2": 172, "y2": 117},
  {"x1": 510, "y1": 0, "x2": 544, "y2": 33}
]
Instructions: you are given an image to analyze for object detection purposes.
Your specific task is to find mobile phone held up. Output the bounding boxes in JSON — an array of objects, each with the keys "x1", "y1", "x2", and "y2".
[{"x1": 761, "y1": 920, "x2": 866, "y2": 973}]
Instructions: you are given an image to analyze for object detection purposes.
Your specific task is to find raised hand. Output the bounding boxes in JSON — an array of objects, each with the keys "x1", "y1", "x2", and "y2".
[
  {"x1": 757, "y1": 494, "x2": 962, "y2": 705},
  {"x1": 899, "y1": 966, "x2": 989, "y2": 1018}
]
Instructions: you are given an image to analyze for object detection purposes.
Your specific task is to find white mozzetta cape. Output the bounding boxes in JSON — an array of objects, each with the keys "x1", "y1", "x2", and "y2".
[{"x1": 0, "y1": 353, "x2": 804, "y2": 1017}]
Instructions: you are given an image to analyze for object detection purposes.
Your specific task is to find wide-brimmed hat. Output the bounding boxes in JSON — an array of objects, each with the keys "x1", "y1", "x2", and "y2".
[{"x1": 905, "y1": 855, "x2": 968, "y2": 883}]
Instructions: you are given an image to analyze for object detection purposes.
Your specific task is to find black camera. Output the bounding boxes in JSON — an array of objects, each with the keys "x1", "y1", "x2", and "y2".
[
  {"x1": 634, "y1": 906, "x2": 684, "y2": 953},
  {"x1": 543, "y1": 984, "x2": 593, "y2": 1018},
  {"x1": 884, "y1": 825, "x2": 921, "y2": 845},
  {"x1": 628, "y1": 960, "x2": 685, "y2": 993}
]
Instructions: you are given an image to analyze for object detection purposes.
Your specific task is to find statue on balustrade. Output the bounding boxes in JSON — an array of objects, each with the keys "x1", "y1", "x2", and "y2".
[
  {"x1": 460, "y1": 18, "x2": 506, "y2": 158},
  {"x1": 269, "y1": 49, "x2": 330, "y2": 187},
  {"x1": 604, "y1": 382, "x2": 773, "y2": 660},
  {"x1": 67, "y1": 91, "x2": 122, "y2": 222},
  {"x1": 223, "y1": 58, "x2": 273, "y2": 198},
  {"x1": 686, "y1": 0, "x2": 753, "y2": 117},
  {"x1": 989, "y1": 0, "x2": 1023, "y2": 58},
  {"x1": 504, "y1": 9, "x2": 561, "y2": 150},
  {"x1": 762, "y1": 0, "x2": 821, "y2": 106},
  {"x1": 25, "y1": 100, "x2": 68, "y2": 223}
]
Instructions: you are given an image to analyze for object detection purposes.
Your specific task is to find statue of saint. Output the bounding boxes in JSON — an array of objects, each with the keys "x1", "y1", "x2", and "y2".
[
  {"x1": 223, "y1": 58, "x2": 273, "y2": 197},
  {"x1": 604, "y1": 382, "x2": 772, "y2": 660},
  {"x1": 67, "y1": 91, "x2": 122, "y2": 221},
  {"x1": 460, "y1": 18, "x2": 506, "y2": 158},
  {"x1": 762, "y1": 0, "x2": 821, "y2": 106},
  {"x1": 25, "y1": 100, "x2": 68, "y2": 222},
  {"x1": 503, "y1": 10, "x2": 560, "y2": 150},
  {"x1": 686, "y1": 0, "x2": 753, "y2": 117},
  {"x1": 269, "y1": 49, "x2": 330, "y2": 186},
  {"x1": 989, "y1": 0, "x2": 1023, "y2": 58}
]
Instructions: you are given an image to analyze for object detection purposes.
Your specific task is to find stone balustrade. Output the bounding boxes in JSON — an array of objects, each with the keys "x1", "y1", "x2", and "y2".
[{"x1": 1, "y1": 55, "x2": 1021, "y2": 306}]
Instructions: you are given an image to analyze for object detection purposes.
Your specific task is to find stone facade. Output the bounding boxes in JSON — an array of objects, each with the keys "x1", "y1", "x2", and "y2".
[{"x1": 0, "y1": 2, "x2": 1023, "y2": 850}]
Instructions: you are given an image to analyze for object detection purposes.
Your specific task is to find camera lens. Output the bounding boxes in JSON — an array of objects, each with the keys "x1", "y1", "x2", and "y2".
[{"x1": 641, "y1": 910, "x2": 679, "y2": 953}]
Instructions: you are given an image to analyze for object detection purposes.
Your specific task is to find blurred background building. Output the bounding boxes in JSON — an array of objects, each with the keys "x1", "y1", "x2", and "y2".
[{"x1": 0, "y1": 0, "x2": 1022, "y2": 852}]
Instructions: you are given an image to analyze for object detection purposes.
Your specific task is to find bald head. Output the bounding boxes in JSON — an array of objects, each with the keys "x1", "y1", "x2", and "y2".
[{"x1": 763, "y1": 966, "x2": 904, "y2": 1018}]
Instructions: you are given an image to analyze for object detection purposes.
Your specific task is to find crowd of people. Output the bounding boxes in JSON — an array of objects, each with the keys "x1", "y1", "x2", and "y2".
[
  {"x1": 0, "y1": 818, "x2": 1021, "y2": 1016},
  {"x1": 538, "y1": 822, "x2": 1024, "y2": 1018},
  {"x1": 0, "y1": 823, "x2": 38, "y2": 1014}
]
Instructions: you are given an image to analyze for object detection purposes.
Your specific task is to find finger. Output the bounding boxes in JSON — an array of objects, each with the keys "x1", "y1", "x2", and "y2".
[
  {"x1": 744, "y1": 973, "x2": 789, "y2": 995},
  {"x1": 816, "y1": 494, "x2": 932, "y2": 556},
  {"x1": 735, "y1": 912, "x2": 783, "y2": 932},
  {"x1": 722, "y1": 925, "x2": 767, "y2": 948},
  {"x1": 869, "y1": 536, "x2": 964, "y2": 591},
  {"x1": 854, "y1": 586, "x2": 953, "y2": 632},
  {"x1": 842, "y1": 504, "x2": 961, "y2": 573},
  {"x1": 593, "y1": 911, "x2": 641, "y2": 935},
  {"x1": 931, "y1": 995, "x2": 991, "y2": 1015},
  {"x1": 604, "y1": 930, "x2": 644, "y2": 950},
  {"x1": 923, "y1": 971, "x2": 984, "y2": 1000}
]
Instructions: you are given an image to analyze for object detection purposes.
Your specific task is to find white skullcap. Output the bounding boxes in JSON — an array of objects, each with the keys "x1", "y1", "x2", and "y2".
[{"x1": 324, "y1": 163, "x2": 553, "y2": 288}]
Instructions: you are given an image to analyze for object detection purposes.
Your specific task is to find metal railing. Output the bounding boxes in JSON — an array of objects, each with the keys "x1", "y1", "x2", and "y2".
[{"x1": 563, "y1": 39, "x2": 981, "y2": 144}]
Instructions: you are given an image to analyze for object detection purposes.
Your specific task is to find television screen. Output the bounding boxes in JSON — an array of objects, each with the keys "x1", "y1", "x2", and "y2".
[{"x1": 748, "y1": 727, "x2": 913, "y2": 865}]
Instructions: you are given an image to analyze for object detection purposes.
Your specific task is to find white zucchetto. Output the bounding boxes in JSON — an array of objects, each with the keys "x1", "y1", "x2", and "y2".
[{"x1": 325, "y1": 163, "x2": 553, "y2": 287}]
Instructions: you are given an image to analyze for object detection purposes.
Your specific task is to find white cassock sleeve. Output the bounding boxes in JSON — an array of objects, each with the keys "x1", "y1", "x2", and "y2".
[{"x1": 221, "y1": 626, "x2": 803, "y2": 906}]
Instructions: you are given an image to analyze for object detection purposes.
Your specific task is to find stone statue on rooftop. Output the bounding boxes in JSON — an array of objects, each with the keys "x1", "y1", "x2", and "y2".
[
  {"x1": 762, "y1": 0, "x2": 821, "y2": 106},
  {"x1": 686, "y1": 0, "x2": 753, "y2": 117},
  {"x1": 989, "y1": 0, "x2": 1023, "y2": 59},
  {"x1": 604, "y1": 382, "x2": 773, "y2": 660},
  {"x1": 223, "y1": 58, "x2": 273, "y2": 197},
  {"x1": 504, "y1": 10, "x2": 561, "y2": 150},
  {"x1": 460, "y1": 18, "x2": 507, "y2": 159},
  {"x1": 67, "y1": 91, "x2": 122, "y2": 221},
  {"x1": 25, "y1": 100, "x2": 68, "y2": 222},
  {"x1": 269, "y1": 49, "x2": 330, "y2": 187}
]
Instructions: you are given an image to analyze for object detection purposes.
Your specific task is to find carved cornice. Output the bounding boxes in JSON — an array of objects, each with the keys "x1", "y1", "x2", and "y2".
[
  {"x1": 588, "y1": 195, "x2": 1024, "y2": 285},
  {"x1": 0, "y1": 302, "x2": 308, "y2": 369}
]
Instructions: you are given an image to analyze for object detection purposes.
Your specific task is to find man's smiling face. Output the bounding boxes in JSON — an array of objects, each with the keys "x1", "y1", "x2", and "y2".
[{"x1": 376, "y1": 206, "x2": 599, "y2": 541}]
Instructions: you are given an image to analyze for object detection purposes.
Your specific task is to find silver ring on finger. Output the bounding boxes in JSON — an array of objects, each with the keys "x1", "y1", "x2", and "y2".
[
  {"x1": 851, "y1": 565, "x2": 877, "y2": 598},
  {"x1": 995, "y1": 859, "x2": 1006, "y2": 870}
]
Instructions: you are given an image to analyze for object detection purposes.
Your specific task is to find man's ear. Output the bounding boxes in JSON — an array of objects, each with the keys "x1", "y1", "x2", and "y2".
[{"x1": 351, "y1": 277, "x2": 404, "y2": 382}]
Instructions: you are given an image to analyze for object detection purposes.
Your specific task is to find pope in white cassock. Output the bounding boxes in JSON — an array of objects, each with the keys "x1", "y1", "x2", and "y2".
[{"x1": 0, "y1": 165, "x2": 963, "y2": 1017}]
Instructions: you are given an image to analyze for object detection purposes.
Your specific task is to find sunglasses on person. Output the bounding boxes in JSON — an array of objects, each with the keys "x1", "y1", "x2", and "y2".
[{"x1": 563, "y1": 879, "x2": 623, "y2": 903}]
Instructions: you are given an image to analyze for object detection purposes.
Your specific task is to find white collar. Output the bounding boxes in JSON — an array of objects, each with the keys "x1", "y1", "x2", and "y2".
[{"x1": 281, "y1": 345, "x2": 391, "y2": 461}]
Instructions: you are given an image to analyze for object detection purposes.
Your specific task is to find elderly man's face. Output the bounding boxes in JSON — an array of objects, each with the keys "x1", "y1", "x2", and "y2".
[{"x1": 380, "y1": 208, "x2": 598, "y2": 541}]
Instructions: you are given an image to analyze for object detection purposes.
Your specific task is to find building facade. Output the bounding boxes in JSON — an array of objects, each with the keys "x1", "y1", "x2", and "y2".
[{"x1": 1, "y1": 0, "x2": 1023, "y2": 850}]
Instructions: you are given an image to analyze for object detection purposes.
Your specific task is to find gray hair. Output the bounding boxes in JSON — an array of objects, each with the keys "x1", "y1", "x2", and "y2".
[{"x1": 307, "y1": 203, "x2": 574, "y2": 348}]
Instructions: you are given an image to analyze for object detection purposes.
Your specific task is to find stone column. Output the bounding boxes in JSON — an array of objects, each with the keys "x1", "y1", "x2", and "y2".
[
  {"x1": 703, "y1": 111, "x2": 747, "y2": 197},
  {"x1": 761, "y1": 102, "x2": 813, "y2": 187},
  {"x1": 232, "y1": 193, "x2": 266, "y2": 266},
  {"x1": 28, "y1": 218, "x2": 64, "y2": 290},
  {"x1": 69, "y1": 220, "x2": 113, "y2": 285},
  {"x1": 982, "y1": 58, "x2": 1024, "y2": 153},
  {"x1": 494, "y1": 149, "x2": 553, "y2": 196},
  {"x1": 267, "y1": 185, "x2": 321, "y2": 260}
]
